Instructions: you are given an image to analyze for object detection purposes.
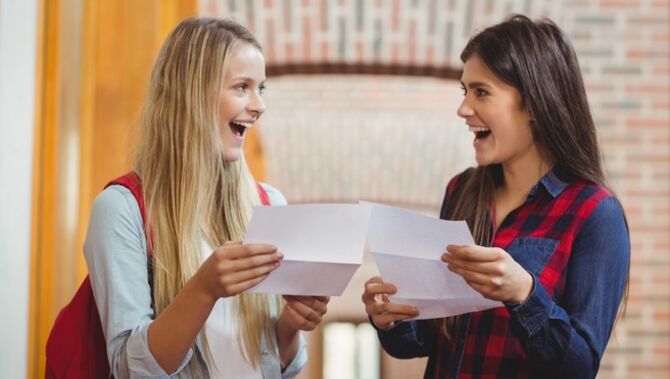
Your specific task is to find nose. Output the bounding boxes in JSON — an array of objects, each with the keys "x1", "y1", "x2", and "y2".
[
  {"x1": 248, "y1": 91, "x2": 266, "y2": 120},
  {"x1": 457, "y1": 96, "x2": 474, "y2": 119}
]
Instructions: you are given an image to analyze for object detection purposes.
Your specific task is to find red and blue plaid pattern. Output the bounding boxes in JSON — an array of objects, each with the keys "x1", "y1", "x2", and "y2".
[{"x1": 431, "y1": 168, "x2": 610, "y2": 378}]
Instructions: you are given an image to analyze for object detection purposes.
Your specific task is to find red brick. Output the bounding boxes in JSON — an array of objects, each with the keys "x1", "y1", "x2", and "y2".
[
  {"x1": 601, "y1": 0, "x2": 642, "y2": 7},
  {"x1": 303, "y1": 17, "x2": 311, "y2": 61},
  {"x1": 627, "y1": 119, "x2": 670, "y2": 128},
  {"x1": 626, "y1": 84, "x2": 670, "y2": 93},
  {"x1": 321, "y1": 41, "x2": 329, "y2": 61}
]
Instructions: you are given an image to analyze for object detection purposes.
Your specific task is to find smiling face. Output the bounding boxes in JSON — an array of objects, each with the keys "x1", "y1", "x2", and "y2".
[
  {"x1": 218, "y1": 42, "x2": 267, "y2": 161},
  {"x1": 457, "y1": 54, "x2": 538, "y2": 168}
]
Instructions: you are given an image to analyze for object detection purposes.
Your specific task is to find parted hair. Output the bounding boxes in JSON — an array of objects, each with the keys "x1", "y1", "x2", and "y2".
[{"x1": 135, "y1": 17, "x2": 279, "y2": 371}]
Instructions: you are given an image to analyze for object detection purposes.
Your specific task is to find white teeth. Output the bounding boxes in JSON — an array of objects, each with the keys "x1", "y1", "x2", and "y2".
[
  {"x1": 468, "y1": 126, "x2": 490, "y2": 133},
  {"x1": 231, "y1": 121, "x2": 253, "y2": 129}
]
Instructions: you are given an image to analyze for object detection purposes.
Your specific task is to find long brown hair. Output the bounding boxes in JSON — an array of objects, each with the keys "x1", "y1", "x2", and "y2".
[
  {"x1": 135, "y1": 17, "x2": 278, "y2": 370},
  {"x1": 438, "y1": 15, "x2": 628, "y2": 339}
]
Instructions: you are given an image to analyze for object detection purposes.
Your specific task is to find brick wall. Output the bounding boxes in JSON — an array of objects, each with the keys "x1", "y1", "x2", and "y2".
[{"x1": 201, "y1": 0, "x2": 670, "y2": 378}]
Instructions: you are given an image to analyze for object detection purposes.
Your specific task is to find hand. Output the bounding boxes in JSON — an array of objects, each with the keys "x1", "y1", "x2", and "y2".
[
  {"x1": 194, "y1": 242, "x2": 282, "y2": 301},
  {"x1": 361, "y1": 276, "x2": 419, "y2": 330},
  {"x1": 279, "y1": 295, "x2": 330, "y2": 331},
  {"x1": 442, "y1": 245, "x2": 533, "y2": 303}
]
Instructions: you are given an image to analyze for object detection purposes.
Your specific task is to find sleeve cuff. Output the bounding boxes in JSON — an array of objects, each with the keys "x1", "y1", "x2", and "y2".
[
  {"x1": 368, "y1": 315, "x2": 401, "y2": 333},
  {"x1": 280, "y1": 332, "x2": 307, "y2": 378},
  {"x1": 505, "y1": 273, "x2": 552, "y2": 337}
]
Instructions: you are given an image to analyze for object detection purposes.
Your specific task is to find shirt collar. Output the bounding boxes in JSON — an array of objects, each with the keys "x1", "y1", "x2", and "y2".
[{"x1": 528, "y1": 166, "x2": 571, "y2": 199}]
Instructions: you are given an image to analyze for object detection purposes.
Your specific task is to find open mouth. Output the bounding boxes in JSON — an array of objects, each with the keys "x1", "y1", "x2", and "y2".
[
  {"x1": 229, "y1": 121, "x2": 251, "y2": 137},
  {"x1": 469, "y1": 126, "x2": 492, "y2": 140}
]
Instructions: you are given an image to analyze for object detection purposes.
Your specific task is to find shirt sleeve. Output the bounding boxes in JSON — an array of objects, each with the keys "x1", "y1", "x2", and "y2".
[
  {"x1": 279, "y1": 333, "x2": 307, "y2": 379},
  {"x1": 506, "y1": 196, "x2": 630, "y2": 378},
  {"x1": 84, "y1": 185, "x2": 193, "y2": 378},
  {"x1": 259, "y1": 182, "x2": 288, "y2": 206},
  {"x1": 375, "y1": 320, "x2": 437, "y2": 359}
]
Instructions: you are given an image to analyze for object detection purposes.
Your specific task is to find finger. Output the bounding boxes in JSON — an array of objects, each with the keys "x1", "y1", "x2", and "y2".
[
  {"x1": 446, "y1": 245, "x2": 502, "y2": 262},
  {"x1": 284, "y1": 304, "x2": 317, "y2": 330},
  {"x1": 362, "y1": 282, "x2": 397, "y2": 302},
  {"x1": 227, "y1": 273, "x2": 271, "y2": 295},
  {"x1": 286, "y1": 296, "x2": 329, "y2": 316},
  {"x1": 446, "y1": 259, "x2": 505, "y2": 276},
  {"x1": 216, "y1": 243, "x2": 278, "y2": 259},
  {"x1": 369, "y1": 302, "x2": 418, "y2": 317},
  {"x1": 364, "y1": 276, "x2": 384, "y2": 285},
  {"x1": 312, "y1": 296, "x2": 330, "y2": 304},
  {"x1": 285, "y1": 298, "x2": 324, "y2": 323},
  {"x1": 285, "y1": 295, "x2": 330, "y2": 307},
  {"x1": 223, "y1": 261, "x2": 280, "y2": 286},
  {"x1": 227, "y1": 251, "x2": 283, "y2": 272},
  {"x1": 374, "y1": 312, "x2": 419, "y2": 326},
  {"x1": 448, "y1": 264, "x2": 497, "y2": 286}
]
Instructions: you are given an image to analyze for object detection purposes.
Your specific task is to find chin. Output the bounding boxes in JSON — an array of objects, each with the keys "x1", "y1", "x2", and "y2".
[{"x1": 222, "y1": 150, "x2": 242, "y2": 162}]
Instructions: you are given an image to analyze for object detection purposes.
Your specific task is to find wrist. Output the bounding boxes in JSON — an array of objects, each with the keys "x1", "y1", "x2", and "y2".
[
  {"x1": 368, "y1": 315, "x2": 394, "y2": 331},
  {"x1": 187, "y1": 273, "x2": 217, "y2": 306},
  {"x1": 276, "y1": 311, "x2": 300, "y2": 337},
  {"x1": 511, "y1": 271, "x2": 534, "y2": 304}
]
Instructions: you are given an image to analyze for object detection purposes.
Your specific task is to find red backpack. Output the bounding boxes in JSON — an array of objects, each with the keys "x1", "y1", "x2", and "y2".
[{"x1": 45, "y1": 172, "x2": 271, "y2": 378}]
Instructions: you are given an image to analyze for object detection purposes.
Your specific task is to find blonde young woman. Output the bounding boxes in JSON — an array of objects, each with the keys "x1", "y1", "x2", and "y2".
[{"x1": 84, "y1": 18, "x2": 329, "y2": 378}]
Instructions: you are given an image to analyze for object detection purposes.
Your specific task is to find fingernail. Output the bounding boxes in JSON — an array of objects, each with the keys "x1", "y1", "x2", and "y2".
[{"x1": 277, "y1": 252, "x2": 284, "y2": 259}]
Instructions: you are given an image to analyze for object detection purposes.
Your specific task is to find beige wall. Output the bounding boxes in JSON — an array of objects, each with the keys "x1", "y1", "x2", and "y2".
[{"x1": 0, "y1": 1, "x2": 38, "y2": 378}]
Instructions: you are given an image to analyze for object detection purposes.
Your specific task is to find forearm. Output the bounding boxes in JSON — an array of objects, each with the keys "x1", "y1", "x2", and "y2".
[
  {"x1": 276, "y1": 317, "x2": 300, "y2": 369},
  {"x1": 147, "y1": 277, "x2": 215, "y2": 373},
  {"x1": 508, "y1": 282, "x2": 602, "y2": 378}
]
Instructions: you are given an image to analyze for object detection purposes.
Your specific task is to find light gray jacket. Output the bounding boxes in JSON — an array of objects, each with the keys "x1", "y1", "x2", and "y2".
[{"x1": 84, "y1": 184, "x2": 306, "y2": 379}]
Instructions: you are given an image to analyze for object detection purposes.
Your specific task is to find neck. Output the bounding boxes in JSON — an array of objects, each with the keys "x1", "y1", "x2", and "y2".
[{"x1": 500, "y1": 150, "x2": 553, "y2": 198}]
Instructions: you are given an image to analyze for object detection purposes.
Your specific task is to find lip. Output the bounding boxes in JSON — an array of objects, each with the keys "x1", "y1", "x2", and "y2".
[{"x1": 229, "y1": 121, "x2": 250, "y2": 142}]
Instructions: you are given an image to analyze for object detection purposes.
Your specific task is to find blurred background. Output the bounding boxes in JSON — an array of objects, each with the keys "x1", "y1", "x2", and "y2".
[{"x1": 0, "y1": 0, "x2": 668, "y2": 378}]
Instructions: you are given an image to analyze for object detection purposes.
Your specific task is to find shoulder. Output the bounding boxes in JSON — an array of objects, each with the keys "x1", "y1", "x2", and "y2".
[
  {"x1": 88, "y1": 184, "x2": 144, "y2": 235},
  {"x1": 446, "y1": 167, "x2": 475, "y2": 195},
  {"x1": 564, "y1": 182, "x2": 627, "y2": 237},
  {"x1": 564, "y1": 181, "x2": 618, "y2": 220},
  {"x1": 92, "y1": 184, "x2": 141, "y2": 218},
  {"x1": 258, "y1": 183, "x2": 288, "y2": 206}
]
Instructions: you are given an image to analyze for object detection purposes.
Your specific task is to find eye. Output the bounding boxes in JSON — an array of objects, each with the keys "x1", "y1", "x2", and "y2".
[
  {"x1": 475, "y1": 88, "x2": 488, "y2": 97},
  {"x1": 460, "y1": 84, "x2": 466, "y2": 95},
  {"x1": 234, "y1": 83, "x2": 247, "y2": 92},
  {"x1": 258, "y1": 84, "x2": 266, "y2": 95}
]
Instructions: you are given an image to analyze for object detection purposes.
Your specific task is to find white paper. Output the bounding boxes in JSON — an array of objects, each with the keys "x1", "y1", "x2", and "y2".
[
  {"x1": 365, "y1": 202, "x2": 502, "y2": 319},
  {"x1": 243, "y1": 204, "x2": 370, "y2": 296}
]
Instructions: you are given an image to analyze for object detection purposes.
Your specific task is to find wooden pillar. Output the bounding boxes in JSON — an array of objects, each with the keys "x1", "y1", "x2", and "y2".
[{"x1": 28, "y1": 1, "x2": 197, "y2": 378}]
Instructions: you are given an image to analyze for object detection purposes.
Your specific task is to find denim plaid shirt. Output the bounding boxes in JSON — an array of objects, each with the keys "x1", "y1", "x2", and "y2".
[{"x1": 376, "y1": 167, "x2": 629, "y2": 379}]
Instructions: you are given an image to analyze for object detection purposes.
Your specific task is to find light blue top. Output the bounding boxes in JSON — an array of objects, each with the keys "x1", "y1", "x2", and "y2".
[{"x1": 84, "y1": 183, "x2": 306, "y2": 379}]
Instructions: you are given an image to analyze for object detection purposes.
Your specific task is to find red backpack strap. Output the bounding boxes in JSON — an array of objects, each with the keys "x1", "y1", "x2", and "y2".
[
  {"x1": 106, "y1": 171, "x2": 153, "y2": 255},
  {"x1": 106, "y1": 171, "x2": 146, "y2": 224},
  {"x1": 257, "y1": 183, "x2": 271, "y2": 206}
]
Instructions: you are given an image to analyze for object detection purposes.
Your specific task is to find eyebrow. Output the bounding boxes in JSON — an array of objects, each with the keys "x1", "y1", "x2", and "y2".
[
  {"x1": 231, "y1": 76, "x2": 266, "y2": 84},
  {"x1": 460, "y1": 81, "x2": 492, "y2": 89}
]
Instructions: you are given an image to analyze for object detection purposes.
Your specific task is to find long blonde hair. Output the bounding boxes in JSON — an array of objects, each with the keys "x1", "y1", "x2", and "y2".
[{"x1": 135, "y1": 17, "x2": 279, "y2": 369}]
